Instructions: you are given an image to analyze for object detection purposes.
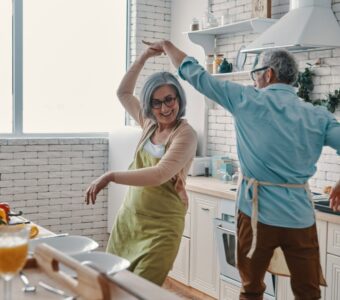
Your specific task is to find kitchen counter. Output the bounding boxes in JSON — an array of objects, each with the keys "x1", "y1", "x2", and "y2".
[
  {"x1": 186, "y1": 176, "x2": 237, "y2": 200},
  {"x1": 186, "y1": 176, "x2": 340, "y2": 225}
]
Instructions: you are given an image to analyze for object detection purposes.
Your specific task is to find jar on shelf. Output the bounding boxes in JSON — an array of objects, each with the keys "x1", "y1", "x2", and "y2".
[
  {"x1": 213, "y1": 54, "x2": 224, "y2": 74},
  {"x1": 205, "y1": 54, "x2": 214, "y2": 74},
  {"x1": 218, "y1": 58, "x2": 233, "y2": 73},
  {"x1": 191, "y1": 18, "x2": 200, "y2": 31},
  {"x1": 202, "y1": 10, "x2": 218, "y2": 29}
]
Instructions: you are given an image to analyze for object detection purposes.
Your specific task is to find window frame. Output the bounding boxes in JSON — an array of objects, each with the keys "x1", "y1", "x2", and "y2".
[{"x1": 0, "y1": 0, "x2": 129, "y2": 138}]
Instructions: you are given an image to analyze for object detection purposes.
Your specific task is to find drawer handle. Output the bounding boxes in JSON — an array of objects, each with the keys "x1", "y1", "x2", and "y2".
[
  {"x1": 216, "y1": 225, "x2": 235, "y2": 235},
  {"x1": 201, "y1": 207, "x2": 210, "y2": 211}
]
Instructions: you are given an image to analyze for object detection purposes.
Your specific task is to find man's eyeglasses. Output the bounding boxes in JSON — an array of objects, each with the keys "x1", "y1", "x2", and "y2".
[
  {"x1": 151, "y1": 95, "x2": 177, "y2": 109},
  {"x1": 250, "y1": 66, "x2": 270, "y2": 81}
]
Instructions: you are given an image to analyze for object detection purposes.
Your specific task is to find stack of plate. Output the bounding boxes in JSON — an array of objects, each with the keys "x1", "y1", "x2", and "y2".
[{"x1": 29, "y1": 235, "x2": 130, "y2": 276}]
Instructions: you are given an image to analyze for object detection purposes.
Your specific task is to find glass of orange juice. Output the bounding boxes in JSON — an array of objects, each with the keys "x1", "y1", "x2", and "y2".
[{"x1": 0, "y1": 225, "x2": 29, "y2": 300}]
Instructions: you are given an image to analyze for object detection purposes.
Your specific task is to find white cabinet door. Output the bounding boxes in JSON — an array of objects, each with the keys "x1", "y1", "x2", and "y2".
[
  {"x1": 326, "y1": 254, "x2": 340, "y2": 300},
  {"x1": 169, "y1": 236, "x2": 190, "y2": 285},
  {"x1": 327, "y1": 223, "x2": 340, "y2": 256},
  {"x1": 220, "y1": 280, "x2": 239, "y2": 300},
  {"x1": 318, "y1": 220, "x2": 327, "y2": 300},
  {"x1": 276, "y1": 276, "x2": 294, "y2": 300},
  {"x1": 189, "y1": 192, "x2": 220, "y2": 298},
  {"x1": 276, "y1": 220, "x2": 327, "y2": 300}
]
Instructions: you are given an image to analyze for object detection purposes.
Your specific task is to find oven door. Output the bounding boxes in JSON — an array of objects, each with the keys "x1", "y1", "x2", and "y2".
[{"x1": 214, "y1": 217, "x2": 276, "y2": 297}]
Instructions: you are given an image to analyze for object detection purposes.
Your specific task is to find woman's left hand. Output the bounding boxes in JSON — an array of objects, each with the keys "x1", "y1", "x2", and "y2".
[{"x1": 85, "y1": 173, "x2": 112, "y2": 205}]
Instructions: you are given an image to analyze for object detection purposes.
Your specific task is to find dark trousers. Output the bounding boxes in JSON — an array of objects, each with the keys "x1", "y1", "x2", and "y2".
[{"x1": 237, "y1": 211, "x2": 322, "y2": 300}]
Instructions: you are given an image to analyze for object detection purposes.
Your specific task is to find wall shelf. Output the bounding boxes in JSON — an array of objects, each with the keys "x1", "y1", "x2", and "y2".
[{"x1": 184, "y1": 18, "x2": 277, "y2": 54}]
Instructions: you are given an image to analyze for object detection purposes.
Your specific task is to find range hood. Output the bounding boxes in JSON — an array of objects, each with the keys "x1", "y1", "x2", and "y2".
[{"x1": 243, "y1": 0, "x2": 340, "y2": 53}]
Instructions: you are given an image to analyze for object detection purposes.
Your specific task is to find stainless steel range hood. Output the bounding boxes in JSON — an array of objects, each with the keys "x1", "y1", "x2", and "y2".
[{"x1": 243, "y1": 0, "x2": 340, "y2": 54}]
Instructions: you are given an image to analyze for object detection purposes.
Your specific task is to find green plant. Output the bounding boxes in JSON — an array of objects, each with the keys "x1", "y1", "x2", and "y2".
[
  {"x1": 296, "y1": 64, "x2": 314, "y2": 103},
  {"x1": 295, "y1": 64, "x2": 340, "y2": 113},
  {"x1": 325, "y1": 89, "x2": 340, "y2": 113}
]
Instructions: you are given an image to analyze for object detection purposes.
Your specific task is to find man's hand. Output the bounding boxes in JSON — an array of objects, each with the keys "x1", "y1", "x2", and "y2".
[
  {"x1": 142, "y1": 40, "x2": 187, "y2": 68},
  {"x1": 142, "y1": 40, "x2": 164, "y2": 53},
  {"x1": 329, "y1": 180, "x2": 340, "y2": 212}
]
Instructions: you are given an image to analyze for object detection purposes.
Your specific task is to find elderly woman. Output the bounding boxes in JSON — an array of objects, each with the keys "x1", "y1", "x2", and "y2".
[
  {"x1": 147, "y1": 40, "x2": 340, "y2": 299},
  {"x1": 85, "y1": 46, "x2": 197, "y2": 286}
]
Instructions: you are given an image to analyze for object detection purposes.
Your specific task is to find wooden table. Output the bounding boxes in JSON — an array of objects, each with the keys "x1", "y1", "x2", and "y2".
[{"x1": 1, "y1": 226, "x2": 182, "y2": 300}]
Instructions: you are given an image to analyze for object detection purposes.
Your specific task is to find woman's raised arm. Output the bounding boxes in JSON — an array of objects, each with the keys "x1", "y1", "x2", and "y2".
[{"x1": 116, "y1": 48, "x2": 162, "y2": 125}]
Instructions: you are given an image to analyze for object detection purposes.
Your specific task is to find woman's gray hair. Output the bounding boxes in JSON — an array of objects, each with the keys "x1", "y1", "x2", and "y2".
[
  {"x1": 260, "y1": 49, "x2": 298, "y2": 85},
  {"x1": 140, "y1": 72, "x2": 186, "y2": 122}
]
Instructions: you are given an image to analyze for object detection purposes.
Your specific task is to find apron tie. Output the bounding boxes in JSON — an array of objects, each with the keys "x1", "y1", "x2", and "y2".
[{"x1": 243, "y1": 176, "x2": 310, "y2": 258}]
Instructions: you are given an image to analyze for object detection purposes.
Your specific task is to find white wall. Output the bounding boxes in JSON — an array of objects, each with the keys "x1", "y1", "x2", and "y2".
[
  {"x1": 0, "y1": 138, "x2": 109, "y2": 250},
  {"x1": 170, "y1": 0, "x2": 209, "y2": 156}
]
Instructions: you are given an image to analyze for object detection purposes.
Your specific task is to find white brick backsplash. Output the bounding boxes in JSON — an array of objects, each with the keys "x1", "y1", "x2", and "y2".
[
  {"x1": 0, "y1": 181, "x2": 13, "y2": 188},
  {"x1": 0, "y1": 153, "x2": 13, "y2": 159},
  {"x1": 2, "y1": 173, "x2": 24, "y2": 180},
  {"x1": 0, "y1": 138, "x2": 109, "y2": 250},
  {"x1": 206, "y1": 0, "x2": 340, "y2": 189},
  {"x1": 25, "y1": 145, "x2": 49, "y2": 152},
  {"x1": 331, "y1": 66, "x2": 340, "y2": 75}
]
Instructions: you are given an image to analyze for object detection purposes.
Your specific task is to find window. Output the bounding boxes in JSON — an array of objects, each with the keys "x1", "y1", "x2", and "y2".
[
  {"x1": 1, "y1": 0, "x2": 127, "y2": 136},
  {"x1": 0, "y1": 0, "x2": 12, "y2": 133}
]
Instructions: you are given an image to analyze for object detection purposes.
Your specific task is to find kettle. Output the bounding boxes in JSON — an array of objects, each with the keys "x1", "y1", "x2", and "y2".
[{"x1": 218, "y1": 58, "x2": 233, "y2": 73}]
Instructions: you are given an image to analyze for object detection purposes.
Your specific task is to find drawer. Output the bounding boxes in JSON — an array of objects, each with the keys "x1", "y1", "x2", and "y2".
[
  {"x1": 183, "y1": 213, "x2": 191, "y2": 238},
  {"x1": 327, "y1": 223, "x2": 340, "y2": 256}
]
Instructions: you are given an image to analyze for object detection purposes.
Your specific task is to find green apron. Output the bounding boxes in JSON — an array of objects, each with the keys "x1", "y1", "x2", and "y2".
[{"x1": 106, "y1": 142, "x2": 186, "y2": 286}]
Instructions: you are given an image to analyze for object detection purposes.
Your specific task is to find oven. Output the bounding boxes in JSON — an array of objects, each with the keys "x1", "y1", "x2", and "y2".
[{"x1": 214, "y1": 201, "x2": 276, "y2": 299}]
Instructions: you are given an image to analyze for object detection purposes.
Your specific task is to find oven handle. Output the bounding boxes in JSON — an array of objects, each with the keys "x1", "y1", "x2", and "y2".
[{"x1": 216, "y1": 225, "x2": 235, "y2": 235}]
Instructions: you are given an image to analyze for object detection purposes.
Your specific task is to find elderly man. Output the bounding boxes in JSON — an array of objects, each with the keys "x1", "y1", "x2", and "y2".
[{"x1": 145, "y1": 40, "x2": 340, "y2": 299}]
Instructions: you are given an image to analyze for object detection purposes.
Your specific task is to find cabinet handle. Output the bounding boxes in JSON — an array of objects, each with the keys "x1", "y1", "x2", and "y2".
[
  {"x1": 216, "y1": 225, "x2": 235, "y2": 235},
  {"x1": 201, "y1": 207, "x2": 210, "y2": 211}
]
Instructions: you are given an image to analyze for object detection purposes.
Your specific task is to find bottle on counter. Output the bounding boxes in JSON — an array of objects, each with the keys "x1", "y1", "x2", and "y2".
[
  {"x1": 232, "y1": 172, "x2": 239, "y2": 185},
  {"x1": 205, "y1": 54, "x2": 214, "y2": 74},
  {"x1": 213, "y1": 54, "x2": 224, "y2": 74}
]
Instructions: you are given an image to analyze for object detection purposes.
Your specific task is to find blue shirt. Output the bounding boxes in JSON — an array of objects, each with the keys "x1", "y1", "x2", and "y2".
[{"x1": 178, "y1": 56, "x2": 340, "y2": 228}]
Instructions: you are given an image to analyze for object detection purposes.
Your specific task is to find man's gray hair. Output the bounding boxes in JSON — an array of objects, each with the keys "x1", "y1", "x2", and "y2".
[
  {"x1": 260, "y1": 49, "x2": 299, "y2": 85},
  {"x1": 140, "y1": 72, "x2": 186, "y2": 122}
]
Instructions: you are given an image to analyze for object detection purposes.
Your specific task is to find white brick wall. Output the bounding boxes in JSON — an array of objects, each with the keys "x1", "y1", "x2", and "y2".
[
  {"x1": 127, "y1": 0, "x2": 340, "y2": 189},
  {"x1": 127, "y1": 0, "x2": 172, "y2": 125},
  {"x1": 129, "y1": 0, "x2": 171, "y2": 102},
  {"x1": 0, "y1": 138, "x2": 109, "y2": 250},
  {"x1": 208, "y1": 0, "x2": 340, "y2": 190}
]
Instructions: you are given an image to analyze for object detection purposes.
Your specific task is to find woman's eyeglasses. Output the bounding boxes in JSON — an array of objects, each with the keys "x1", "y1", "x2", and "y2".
[
  {"x1": 151, "y1": 95, "x2": 177, "y2": 109},
  {"x1": 250, "y1": 66, "x2": 270, "y2": 81}
]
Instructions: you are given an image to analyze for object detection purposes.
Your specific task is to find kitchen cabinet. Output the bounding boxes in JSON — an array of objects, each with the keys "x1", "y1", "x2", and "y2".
[
  {"x1": 325, "y1": 254, "x2": 340, "y2": 300},
  {"x1": 189, "y1": 192, "x2": 220, "y2": 298},
  {"x1": 220, "y1": 278, "x2": 239, "y2": 300},
  {"x1": 169, "y1": 191, "x2": 221, "y2": 298},
  {"x1": 276, "y1": 219, "x2": 328, "y2": 300},
  {"x1": 169, "y1": 236, "x2": 190, "y2": 285},
  {"x1": 185, "y1": 18, "x2": 276, "y2": 56},
  {"x1": 169, "y1": 201, "x2": 191, "y2": 284},
  {"x1": 326, "y1": 223, "x2": 340, "y2": 300},
  {"x1": 171, "y1": 178, "x2": 340, "y2": 299}
]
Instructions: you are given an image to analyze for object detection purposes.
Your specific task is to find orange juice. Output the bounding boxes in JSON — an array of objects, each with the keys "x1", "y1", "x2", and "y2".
[{"x1": 0, "y1": 237, "x2": 28, "y2": 275}]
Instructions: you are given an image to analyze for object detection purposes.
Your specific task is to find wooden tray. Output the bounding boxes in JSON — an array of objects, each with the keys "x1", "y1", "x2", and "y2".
[{"x1": 5, "y1": 244, "x2": 181, "y2": 300}]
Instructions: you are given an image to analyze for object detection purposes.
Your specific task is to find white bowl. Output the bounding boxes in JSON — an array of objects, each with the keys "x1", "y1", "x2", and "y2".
[
  {"x1": 61, "y1": 251, "x2": 130, "y2": 277},
  {"x1": 29, "y1": 235, "x2": 98, "y2": 255}
]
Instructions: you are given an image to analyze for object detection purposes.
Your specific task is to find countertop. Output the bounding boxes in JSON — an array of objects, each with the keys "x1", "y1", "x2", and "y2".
[{"x1": 186, "y1": 176, "x2": 340, "y2": 225}]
